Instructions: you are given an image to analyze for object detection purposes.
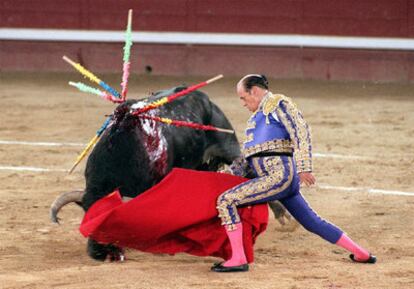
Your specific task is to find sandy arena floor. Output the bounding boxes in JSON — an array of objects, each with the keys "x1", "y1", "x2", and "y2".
[{"x1": 0, "y1": 72, "x2": 413, "y2": 289}]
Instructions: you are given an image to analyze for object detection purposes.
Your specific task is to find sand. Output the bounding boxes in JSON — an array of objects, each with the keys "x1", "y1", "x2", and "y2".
[{"x1": 0, "y1": 72, "x2": 413, "y2": 289}]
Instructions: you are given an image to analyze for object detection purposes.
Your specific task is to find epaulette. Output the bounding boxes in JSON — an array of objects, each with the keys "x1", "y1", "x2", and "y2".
[
  {"x1": 263, "y1": 94, "x2": 286, "y2": 116},
  {"x1": 263, "y1": 94, "x2": 289, "y2": 124}
]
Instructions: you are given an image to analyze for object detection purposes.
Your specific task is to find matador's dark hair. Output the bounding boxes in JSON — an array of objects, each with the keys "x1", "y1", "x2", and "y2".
[{"x1": 240, "y1": 74, "x2": 269, "y2": 92}]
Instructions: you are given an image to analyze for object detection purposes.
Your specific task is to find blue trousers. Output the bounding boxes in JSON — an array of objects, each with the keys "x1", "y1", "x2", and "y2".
[{"x1": 216, "y1": 156, "x2": 343, "y2": 243}]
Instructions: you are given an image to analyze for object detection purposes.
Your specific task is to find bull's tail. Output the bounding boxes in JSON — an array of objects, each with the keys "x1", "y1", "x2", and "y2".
[{"x1": 50, "y1": 190, "x2": 85, "y2": 224}]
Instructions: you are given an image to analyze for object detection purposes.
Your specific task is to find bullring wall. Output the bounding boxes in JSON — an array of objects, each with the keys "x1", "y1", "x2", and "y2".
[{"x1": 1, "y1": 0, "x2": 414, "y2": 82}]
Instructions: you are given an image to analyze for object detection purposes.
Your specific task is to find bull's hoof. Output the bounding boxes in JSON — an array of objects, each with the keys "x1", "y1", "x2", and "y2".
[
  {"x1": 87, "y1": 239, "x2": 108, "y2": 261},
  {"x1": 274, "y1": 219, "x2": 300, "y2": 232},
  {"x1": 87, "y1": 239, "x2": 126, "y2": 262},
  {"x1": 107, "y1": 245, "x2": 126, "y2": 262}
]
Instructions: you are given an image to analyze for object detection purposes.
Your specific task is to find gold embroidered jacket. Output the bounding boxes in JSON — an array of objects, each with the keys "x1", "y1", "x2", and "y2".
[{"x1": 230, "y1": 92, "x2": 313, "y2": 175}]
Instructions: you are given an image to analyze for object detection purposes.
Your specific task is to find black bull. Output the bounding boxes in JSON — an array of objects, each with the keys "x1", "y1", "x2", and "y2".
[
  {"x1": 85, "y1": 87, "x2": 241, "y2": 209},
  {"x1": 50, "y1": 86, "x2": 290, "y2": 261}
]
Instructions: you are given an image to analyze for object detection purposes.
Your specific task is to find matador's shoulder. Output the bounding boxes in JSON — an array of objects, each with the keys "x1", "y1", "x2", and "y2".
[{"x1": 263, "y1": 93, "x2": 294, "y2": 115}]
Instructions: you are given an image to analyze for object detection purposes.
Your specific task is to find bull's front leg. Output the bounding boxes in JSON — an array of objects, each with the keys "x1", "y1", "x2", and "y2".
[
  {"x1": 83, "y1": 194, "x2": 126, "y2": 262},
  {"x1": 87, "y1": 239, "x2": 125, "y2": 262}
]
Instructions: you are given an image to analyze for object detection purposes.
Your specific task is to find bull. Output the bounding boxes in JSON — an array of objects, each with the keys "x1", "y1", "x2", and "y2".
[
  {"x1": 50, "y1": 86, "x2": 291, "y2": 261},
  {"x1": 50, "y1": 86, "x2": 242, "y2": 260}
]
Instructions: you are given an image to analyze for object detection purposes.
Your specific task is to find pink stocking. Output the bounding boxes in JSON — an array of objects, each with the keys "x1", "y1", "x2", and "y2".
[
  {"x1": 336, "y1": 233, "x2": 370, "y2": 261},
  {"x1": 223, "y1": 223, "x2": 247, "y2": 267}
]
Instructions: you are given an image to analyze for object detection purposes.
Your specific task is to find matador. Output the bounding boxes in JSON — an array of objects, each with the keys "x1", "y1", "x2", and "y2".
[{"x1": 212, "y1": 74, "x2": 376, "y2": 272}]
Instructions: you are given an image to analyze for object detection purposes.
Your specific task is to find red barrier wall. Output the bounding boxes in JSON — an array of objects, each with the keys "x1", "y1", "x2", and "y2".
[
  {"x1": 1, "y1": 0, "x2": 414, "y2": 82},
  {"x1": 2, "y1": 0, "x2": 414, "y2": 36}
]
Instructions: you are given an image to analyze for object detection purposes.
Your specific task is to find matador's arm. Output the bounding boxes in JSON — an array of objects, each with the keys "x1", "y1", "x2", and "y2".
[{"x1": 272, "y1": 95, "x2": 313, "y2": 173}]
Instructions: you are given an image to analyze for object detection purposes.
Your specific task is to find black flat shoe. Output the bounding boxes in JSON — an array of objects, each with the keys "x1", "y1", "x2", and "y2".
[
  {"x1": 211, "y1": 262, "x2": 249, "y2": 272},
  {"x1": 350, "y1": 254, "x2": 377, "y2": 264}
]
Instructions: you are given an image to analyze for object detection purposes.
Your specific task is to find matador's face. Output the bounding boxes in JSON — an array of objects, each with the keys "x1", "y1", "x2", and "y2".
[{"x1": 236, "y1": 84, "x2": 261, "y2": 112}]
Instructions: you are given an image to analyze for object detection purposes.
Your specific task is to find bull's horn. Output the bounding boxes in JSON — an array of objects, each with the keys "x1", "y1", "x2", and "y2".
[{"x1": 50, "y1": 190, "x2": 85, "y2": 224}]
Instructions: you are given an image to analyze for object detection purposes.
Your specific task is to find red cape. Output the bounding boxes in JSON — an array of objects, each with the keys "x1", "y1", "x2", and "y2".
[{"x1": 79, "y1": 168, "x2": 268, "y2": 262}]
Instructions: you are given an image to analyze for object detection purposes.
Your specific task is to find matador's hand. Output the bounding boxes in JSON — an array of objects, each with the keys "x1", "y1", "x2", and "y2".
[{"x1": 299, "y1": 172, "x2": 316, "y2": 186}]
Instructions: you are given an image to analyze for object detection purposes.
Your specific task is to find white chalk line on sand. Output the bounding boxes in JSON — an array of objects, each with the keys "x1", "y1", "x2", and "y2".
[
  {"x1": 317, "y1": 184, "x2": 414, "y2": 197},
  {"x1": 0, "y1": 140, "x2": 85, "y2": 147},
  {"x1": 313, "y1": 152, "x2": 369, "y2": 160},
  {"x1": 0, "y1": 165, "x2": 68, "y2": 173},
  {"x1": 0, "y1": 139, "x2": 369, "y2": 160},
  {"x1": 0, "y1": 164, "x2": 413, "y2": 197}
]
